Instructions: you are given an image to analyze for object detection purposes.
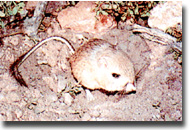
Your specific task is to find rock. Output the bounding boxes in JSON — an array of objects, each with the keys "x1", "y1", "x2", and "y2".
[
  {"x1": 42, "y1": 17, "x2": 52, "y2": 28},
  {"x1": 4, "y1": 49, "x2": 14, "y2": 63},
  {"x1": 81, "y1": 113, "x2": 91, "y2": 121},
  {"x1": 85, "y1": 89, "x2": 94, "y2": 101},
  {"x1": 47, "y1": 93, "x2": 58, "y2": 102},
  {"x1": 90, "y1": 110, "x2": 101, "y2": 117},
  {"x1": 9, "y1": 35, "x2": 20, "y2": 46},
  {"x1": 148, "y1": 1, "x2": 182, "y2": 31},
  {"x1": 25, "y1": 1, "x2": 38, "y2": 10},
  {"x1": 57, "y1": 75, "x2": 67, "y2": 93},
  {"x1": 34, "y1": 106, "x2": 45, "y2": 114},
  {"x1": 45, "y1": 1, "x2": 68, "y2": 15},
  {"x1": 63, "y1": 93, "x2": 73, "y2": 106},
  {"x1": 42, "y1": 76, "x2": 57, "y2": 92},
  {"x1": 45, "y1": 53, "x2": 57, "y2": 67},
  {"x1": 7, "y1": 92, "x2": 20, "y2": 102},
  {"x1": 37, "y1": 60, "x2": 48, "y2": 65},
  {"x1": 33, "y1": 98, "x2": 46, "y2": 114},
  {"x1": 57, "y1": 1, "x2": 116, "y2": 35}
]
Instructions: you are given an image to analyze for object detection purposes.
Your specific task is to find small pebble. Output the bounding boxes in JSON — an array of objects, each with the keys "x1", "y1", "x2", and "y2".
[
  {"x1": 63, "y1": 93, "x2": 73, "y2": 106},
  {"x1": 37, "y1": 60, "x2": 48, "y2": 65},
  {"x1": 42, "y1": 76, "x2": 57, "y2": 92},
  {"x1": 81, "y1": 113, "x2": 91, "y2": 121},
  {"x1": 9, "y1": 36, "x2": 19, "y2": 46},
  {"x1": 57, "y1": 75, "x2": 67, "y2": 92},
  {"x1": 90, "y1": 110, "x2": 101, "y2": 117},
  {"x1": 7, "y1": 92, "x2": 20, "y2": 102},
  {"x1": 34, "y1": 106, "x2": 45, "y2": 114},
  {"x1": 47, "y1": 93, "x2": 58, "y2": 102}
]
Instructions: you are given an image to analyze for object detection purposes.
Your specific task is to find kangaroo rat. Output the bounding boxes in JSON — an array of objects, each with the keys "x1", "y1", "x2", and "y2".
[{"x1": 10, "y1": 36, "x2": 136, "y2": 94}]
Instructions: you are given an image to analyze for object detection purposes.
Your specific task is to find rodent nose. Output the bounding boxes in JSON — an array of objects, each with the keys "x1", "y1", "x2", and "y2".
[{"x1": 125, "y1": 83, "x2": 136, "y2": 93}]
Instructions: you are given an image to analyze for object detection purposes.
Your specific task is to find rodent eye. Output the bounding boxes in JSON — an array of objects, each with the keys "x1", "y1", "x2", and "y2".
[{"x1": 112, "y1": 73, "x2": 120, "y2": 78}]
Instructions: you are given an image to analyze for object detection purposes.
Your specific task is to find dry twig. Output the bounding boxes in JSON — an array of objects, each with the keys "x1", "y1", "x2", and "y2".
[{"x1": 132, "y1": 24, "x2": 182, "y2": 54}]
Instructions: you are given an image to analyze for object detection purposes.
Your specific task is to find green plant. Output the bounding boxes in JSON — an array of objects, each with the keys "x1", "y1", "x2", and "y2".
[
  {"x1": 0, "y1": 1, "x2": 26, "y2": 28},
  {"x1": 94, "y1": 1, "x2": 164, "y2": 24},
  {"x1": 165, "y1": 23, "x2": 182, "y2": 65},
  {"x1": 62, "y1": 82, "x2": 83, "y2": 97},
  {"x1": 55, "y1": 1, "x2": 78, "y2": 12},
  {"x1": 165, "y1": 23, "x2": 182, "y2": 42}
]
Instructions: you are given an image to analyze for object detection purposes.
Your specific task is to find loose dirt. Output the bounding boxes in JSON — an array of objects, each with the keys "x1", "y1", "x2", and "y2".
[{"x1": 0, "y1": 17, "x2": 182, "y2": 121}]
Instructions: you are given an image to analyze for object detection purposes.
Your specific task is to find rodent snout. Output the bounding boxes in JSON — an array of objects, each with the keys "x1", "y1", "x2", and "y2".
[{"x1": 125, "y1": 83, "x2": 136, "y2": 94}]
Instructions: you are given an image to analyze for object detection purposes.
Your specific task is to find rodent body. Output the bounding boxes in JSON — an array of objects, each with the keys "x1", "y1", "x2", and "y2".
[
  {"x1": 70, "y1": 39, "x2": 136, "y2": 92},
  {"x1": 10, "y1": 36, "x2": 136, "y2": 93}
]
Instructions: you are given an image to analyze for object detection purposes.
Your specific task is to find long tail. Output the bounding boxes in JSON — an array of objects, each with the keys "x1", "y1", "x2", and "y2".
[
  {"x1": 10, "y1": 36, "x2": 75, "y2": 87},
  {"x1": 10, "y1": 52, "x2": 29, "y2": 87}
]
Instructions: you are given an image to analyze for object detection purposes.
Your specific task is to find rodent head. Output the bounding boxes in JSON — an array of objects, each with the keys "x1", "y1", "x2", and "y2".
[{"x1": 96, "y1": 48, "x2": 136, "y2": 93}]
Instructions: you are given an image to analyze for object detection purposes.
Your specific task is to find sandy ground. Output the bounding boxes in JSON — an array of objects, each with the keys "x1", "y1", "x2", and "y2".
[{"x1": 0, "y1": 18, "x2": 182, "y2": 121}]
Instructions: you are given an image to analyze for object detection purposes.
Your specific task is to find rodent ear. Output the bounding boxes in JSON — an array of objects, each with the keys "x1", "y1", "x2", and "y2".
[{"x1": 97, "y1": 57, "x2": 108, "y2": 68}]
